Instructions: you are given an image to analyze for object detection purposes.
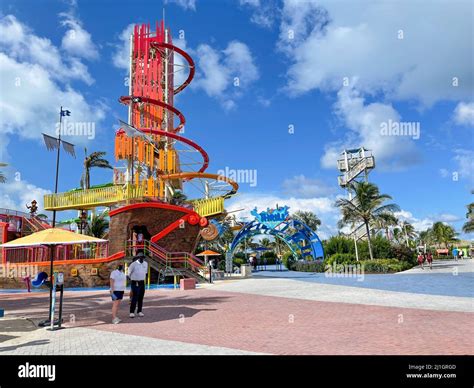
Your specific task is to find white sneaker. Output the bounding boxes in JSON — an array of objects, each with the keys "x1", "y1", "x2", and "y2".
[
  {"x1": 129, "y1": 313, "x2": 135, "y2": 318},
  {"x1": 138, "y1": 312, "x2": 145, "y2": 317},
  {"x1": 112, "y1": 317, "x2": 121, "y2": 324}
]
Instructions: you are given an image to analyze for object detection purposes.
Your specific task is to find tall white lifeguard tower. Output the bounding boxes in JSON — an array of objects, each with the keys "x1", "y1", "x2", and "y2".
[{"x1": 337, "y1": 147, "x2": 375, "y2": 260}]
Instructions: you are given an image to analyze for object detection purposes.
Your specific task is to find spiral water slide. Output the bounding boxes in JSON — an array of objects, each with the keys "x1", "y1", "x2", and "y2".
[{"x1": 119, "y1": 39, "x2": 238, "y2": 200}]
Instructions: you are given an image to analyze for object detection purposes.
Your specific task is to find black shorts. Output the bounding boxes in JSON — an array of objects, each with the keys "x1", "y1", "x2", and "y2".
[{"x1": 111, "y1": 291, "x2": 124, "y2": 301}]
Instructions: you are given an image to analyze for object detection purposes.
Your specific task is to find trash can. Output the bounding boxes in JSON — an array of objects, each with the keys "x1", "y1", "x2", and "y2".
[{"x1": 241, "y1": 264, "x2": 252, "y2": 278}]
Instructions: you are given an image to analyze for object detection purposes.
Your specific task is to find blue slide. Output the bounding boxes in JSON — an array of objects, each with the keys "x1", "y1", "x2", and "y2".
[{"x1": 31, "y1": 272, "x2": 48, "y2": 287}]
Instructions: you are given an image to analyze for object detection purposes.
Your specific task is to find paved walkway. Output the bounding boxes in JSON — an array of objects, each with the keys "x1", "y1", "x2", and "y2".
[{"x1": 0, "y1": 259, "x2": 472, "y2": 355}]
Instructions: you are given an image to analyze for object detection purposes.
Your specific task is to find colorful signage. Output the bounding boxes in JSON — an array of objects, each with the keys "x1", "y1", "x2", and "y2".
[{"x1": 251, "y1": 206, "x2": 289, "y2": 229}]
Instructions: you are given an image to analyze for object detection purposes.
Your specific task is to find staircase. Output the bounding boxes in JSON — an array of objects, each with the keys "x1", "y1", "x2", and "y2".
[
  {"x1": 21, "y1": 216, "x2": 50, "y2": 236},
  {"x1": 125, "y1": 240, "x2": 208, "y2": 283},
  {"x1": 338, "y1": 155, "x2": 375, "y2": 188},
  {"x1": 337, "y1": 148, "x2": 376, "y2": 243}
]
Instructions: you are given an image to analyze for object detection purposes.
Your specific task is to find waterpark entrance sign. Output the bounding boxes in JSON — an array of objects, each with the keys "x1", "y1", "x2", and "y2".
[{"x1": 251, "y1": 206, "x2": 289, "y2": 229}]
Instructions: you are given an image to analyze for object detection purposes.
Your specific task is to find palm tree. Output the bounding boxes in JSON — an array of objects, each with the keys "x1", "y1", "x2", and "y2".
[
  {"x1": 336, "y1": 181, "x2": 400, "y2": 260},
  {"x1": 81, "y1": 149, "x2": 113, "y2": 190},
  {"x1": 392, "y1": 228, "x2": 404, "y2": 244},
  {"x1": 373, "y1": 212, "x2": 398, "y2": 240},
  {"x1": 462, "y1": 190, "x2": 474, "y2": 233},
  {"x1": 399, "y1": 220, "x2": 417, "y2": 247},
  {"x1": 171, "y1": 190, "x2": 187, "y2": 206},
  {"x1": 292, "y1": 210, "x2": 321, "y2": 231},
  {"x1": 88, "y1": 212, "x2": 109, "y2": 238},
  {"x1": 432, "y1": 222, "x2": 458, "y2": 248},
  {"x1": 0, "y1": 163, "x2": 7, "y2": 183},
  {"x1": 260, "y1": 238, "x2": 272, "y2": 248},
  {"x1": 418, "y1": 229, "x2": 435, "y2": 248}
]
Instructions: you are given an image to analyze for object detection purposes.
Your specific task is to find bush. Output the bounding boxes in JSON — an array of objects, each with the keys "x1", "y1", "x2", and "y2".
[
  {"x1": 262, "y1": 251, "x2": 276, "y2": 259},
  {"x1": 289, "y1": 260, "x2": 326, "y2": 272},
  {"x1": 391, "y1": 244, "x2": 416, "y2": 264},
  {"x1": 325, "y1": 253, "x2": 357, "y2": 266},
  {"x1": 323, "y1": 236, "x2": 355, "y2": 256},
  {"x1": 233, "y1": 258, "x2": 246, "y2": 267},
  {"x1": 324, "y1": 235, "x2": 393, "y2": 260},
  {"x1": 359, "y1": 258, "x2": 414, "y2": 273},
  {"x1": 356, "y1": 236, "x2": 393, "y2": 260},
  {"x1": 282, "y1": 251, "x2": 296, "y2": 268}
]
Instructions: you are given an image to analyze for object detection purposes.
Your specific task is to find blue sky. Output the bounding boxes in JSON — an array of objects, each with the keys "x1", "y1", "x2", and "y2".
[{"x1": 0, "y1": 0, "x2": 473, "y2": 239}]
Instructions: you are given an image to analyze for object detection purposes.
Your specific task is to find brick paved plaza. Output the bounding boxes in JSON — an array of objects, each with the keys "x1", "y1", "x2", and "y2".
[{"x1": 0, "y1": 259, "x2": 473, "y2": 355}]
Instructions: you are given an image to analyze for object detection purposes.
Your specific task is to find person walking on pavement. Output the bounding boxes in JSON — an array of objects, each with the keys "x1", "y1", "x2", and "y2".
[
  {"x1": 426, "y1": 251, "x2": 433, "y2": 270},
  {"x1": 128, "y1": 252, "x2": 148, "y2": 318},
  {"x1": 417, "y1": 252, "x2": 424, "y2": 269},
  {"x1": 110, "y1": 263, "x2": 126, "y2": 324}
]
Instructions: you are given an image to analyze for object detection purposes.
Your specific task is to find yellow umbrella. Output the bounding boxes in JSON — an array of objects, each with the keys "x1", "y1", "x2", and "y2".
[
  {"x1": 1, "y1": 228, "x2": 107, "y2": 328},
  {"x1": 0, "y1": 228, "x2": 106, "y2": 247}
]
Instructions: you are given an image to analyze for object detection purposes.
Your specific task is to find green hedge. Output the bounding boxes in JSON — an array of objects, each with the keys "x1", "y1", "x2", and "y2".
[
  {"x1": 359, "y1": 259, "x2": 414, "y2": 273},
  {"x1": 323, "y1": 235, "x2": 416, "y2": 261},
  {"x1": 289, "y1": 258, "x2": 415, "y2": 274},
  {"x1": 325, "y1": 253, "x2": 357, "y2": 266},
  {"x1": 282, "y1": 251, "x2": 296, "y2": 268},
  {"x1": 289, "y1": 260, "x2": 326, "y2": 272}
]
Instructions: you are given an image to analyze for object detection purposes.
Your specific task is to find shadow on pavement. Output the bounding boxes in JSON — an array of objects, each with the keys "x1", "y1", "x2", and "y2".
[{"x1": 0, "y1": 339, "x2": 50, "y2": 352}]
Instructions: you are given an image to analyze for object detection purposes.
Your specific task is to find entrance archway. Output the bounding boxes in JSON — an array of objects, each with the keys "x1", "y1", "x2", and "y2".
[{"x1": 229, "y1": 206, "x2": 324, "y2": 260}]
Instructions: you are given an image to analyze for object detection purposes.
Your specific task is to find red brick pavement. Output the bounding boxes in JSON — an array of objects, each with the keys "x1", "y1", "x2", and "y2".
[{"x1": 1, "y1": 289, "x2": 473, "y2": 355}]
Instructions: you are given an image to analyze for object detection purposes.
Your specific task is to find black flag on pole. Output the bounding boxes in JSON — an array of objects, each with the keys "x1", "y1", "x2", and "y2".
[
  {"x1": 60, "y1": 109, "x2": 71, "y2": 117},
  {"x1": 42, "y1": 133, "x2": 59, "y2": 151}
]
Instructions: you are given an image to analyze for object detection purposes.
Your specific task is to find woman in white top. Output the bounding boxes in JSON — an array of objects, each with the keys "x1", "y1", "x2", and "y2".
[{"x1": 110, "y1": 264, "x2": 127, "y2": 324}]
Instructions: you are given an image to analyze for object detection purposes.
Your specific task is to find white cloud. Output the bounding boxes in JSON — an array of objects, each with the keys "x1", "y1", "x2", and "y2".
[
  {"x1": 193, "y1": 41, "x2": 259, "y2": 109},
  {"x1": 112, "y1": 24, "x2": 134, "y2": 72},
  {"x1": 439, "y1": 168, "x2": 449, "y2": 178},
  {"x1": 278, "y1": 0, "x2": 473, "y2": 106},
  {"x1": 0, "y1": 15, "x2": 93, "y2": 85},
  {"x1": 0, "y1": 16, "x2": 106, "y2": 154},
  {"x1": 165, "y1": 0, "x2": 196, "y2": 11},
  {"x1": 321, "y1": 86, "x2": 421, "y2": 170},
  {"x1": 193, "y1": 44, "x2": 230, "y2": 98},
  {"x1": 0, "y1": 175, "x2": 51, "y2": 214},
  {"x1": 282, "y1": 175, "x2": 335, "y2": 197},
  {"x1": 112, "y1": 24, "x2": 259, "y2": 110},
  {"x1": 240, "y1": 0, "x2": 280, "y2": 29},
  {"x1": 60, "y1": 12, "x2": 99, "y2": 60},
  {"x1": 0, "y1": 53, "x2": 105, "y2": 145},
  {"x1": 453, "y1": 149, "x2": 474, "y2": 183},
  {"x1": 226, "y1": 191, "x2": 338, "y2": 239},
  {"x1": 453, "y1": 102, "x2": 474, "y2": 126},
  {"x1": 395, "y1": 210, "x2": 462, "y2": 232}
]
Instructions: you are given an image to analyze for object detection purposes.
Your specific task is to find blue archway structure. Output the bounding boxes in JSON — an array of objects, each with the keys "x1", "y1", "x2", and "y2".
[{"x1": 229, "y1": 206, "x2": 324, "y2": 261}]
